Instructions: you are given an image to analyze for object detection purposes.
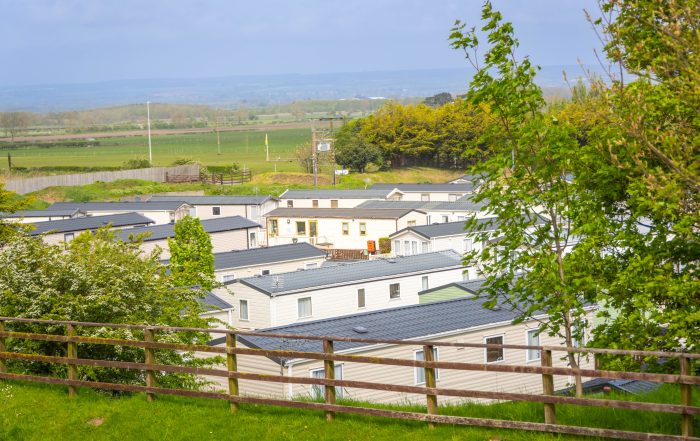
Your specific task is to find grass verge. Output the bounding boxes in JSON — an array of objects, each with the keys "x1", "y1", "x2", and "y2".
[{"x1": 0, "y1": 380, "x2": 696, "y2": 441}]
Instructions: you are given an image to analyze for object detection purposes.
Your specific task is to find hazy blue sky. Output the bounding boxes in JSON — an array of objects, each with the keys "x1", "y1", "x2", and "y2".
[{"x1": 0, "y1": 1, "x2": 602, "y2": 86}]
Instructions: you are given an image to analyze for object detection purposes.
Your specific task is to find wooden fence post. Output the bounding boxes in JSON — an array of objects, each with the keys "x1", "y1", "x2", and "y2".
[
  {"x1": 680, "y1": 356, "x2": 693, "y2": 438},
  {"x1": 541, "y1": 349, "x2": 556, "y2": 424},
  {"x1": 423, "y1": 344, "x2": 438, "y2": 429},
  {"x1": 226, "y1": 333, "x2": 239, "y2": 412},
  {"x1": 144, "y1": 328, "x2": 156, "y2": 402},
  {"x1": 66, "y1": 324, "x2": 78, "y2": 397},
  {"x1": 323, "y1": 339, "x2": 336, "y2": 422},
  {"x1": 0, "y1": 320, "x2": 6, "y2": 374}
]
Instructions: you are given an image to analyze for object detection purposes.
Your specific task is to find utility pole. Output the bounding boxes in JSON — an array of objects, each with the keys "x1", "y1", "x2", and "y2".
[
  {"x1": 146, "y1": 101, "x2": 153, "y2": 164},
  {"x1": 311, "y1": 125, "x2": 317, "y2": 186}
]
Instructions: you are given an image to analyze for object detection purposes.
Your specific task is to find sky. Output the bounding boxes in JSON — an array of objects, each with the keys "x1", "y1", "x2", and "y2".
[{"x1": 0, "y1": 0, "x2": 603, "y2": 87}]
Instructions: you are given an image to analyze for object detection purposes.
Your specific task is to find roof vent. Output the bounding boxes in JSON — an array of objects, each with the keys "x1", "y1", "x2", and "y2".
[
  {"x1": 352, "y1": 326, "x2": 368, "y2": 334},
  {"x1": 490, "y1": 305, "x2": 502, "y2": 311}
]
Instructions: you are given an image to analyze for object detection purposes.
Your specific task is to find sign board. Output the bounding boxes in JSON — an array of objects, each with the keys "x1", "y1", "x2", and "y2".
[
  {"x1": 335, "y1": 169, "x2": 349, "y2": 175},
  {"x1": 316, "y1": 142, "x2": 331, "y2": 152}
]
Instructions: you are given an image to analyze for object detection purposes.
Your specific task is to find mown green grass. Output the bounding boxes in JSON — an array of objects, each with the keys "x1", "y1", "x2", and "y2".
[
  {"x1": 1, "y1": 128, "x2": 310, "y2": 173},
  {"x1": 0, "y1": 380, "x2": 695, "y2": 441}
]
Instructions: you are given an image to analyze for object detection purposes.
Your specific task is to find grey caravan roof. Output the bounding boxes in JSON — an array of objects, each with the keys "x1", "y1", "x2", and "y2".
[
  {"x1": 0, "y1": 209, "x2": 84, "y2": 218},
  {"x1": 280, "y1": 189, "x2": 391, "y2": 199},
  {"x1": 371, "y1": 183, "x2": 477, "y2": 192},
  {"x1": 149, "y1": 195, "x2": 275, "y2": 205},
  {"x1": 117, "y1": 216, "x2": 259, "y2": 242},
  {"x1": 265, "y1": 207, "x2": 421, "y2": 219},
  {"x1": 47, "y1": 201, "x2": 189, "y2": 211},
  {"x1": 391, "y1": 218, "x2": 499, "y2": 239},
  {"x1": 29, "y1": 212, "x2": 154, "y2": 236},
  {"x1": 358, "y1": 198, "x2": 489, "y2": 212},
  {"x1": 200, "y1": 292, "x2": 234, "y2": 312},
  {"x1": 237, "y1": 250, "x2": 463, "y2": 296},
  {"x1": 230, "y1": 295, "x2": 521, "y2": 364},
  {"x1": 357, "y1": 200, "x2": 443, "y2": 210},
  {"x1": 213, "y1": 243, "x2": 327, "y2": 270}
]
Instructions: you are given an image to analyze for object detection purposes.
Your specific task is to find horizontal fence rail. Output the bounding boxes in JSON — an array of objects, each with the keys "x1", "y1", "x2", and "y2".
[{"x1": 0, "y1": 317, "x2": 696, "y2": 441}]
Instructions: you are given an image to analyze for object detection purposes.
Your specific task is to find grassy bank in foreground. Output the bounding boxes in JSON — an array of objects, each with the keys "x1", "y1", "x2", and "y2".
[{"x1": 0, "y1": 380, "x2": 695, "y2": 441}]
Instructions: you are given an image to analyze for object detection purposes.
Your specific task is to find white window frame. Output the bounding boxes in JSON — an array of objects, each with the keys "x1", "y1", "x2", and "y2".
[
  {"x1": 359, "y1": 222, "x2": 366, "y2": 236},
  {"x1": 421, "y1": 275, "x2": 429, "y2": 291},
  {"x1": 239, "y1": 299, "x2": 249, "y2": 321},
  {"x1": 297, "y1": 297, "x2": 312, "y2": 319},
  {"x1": 463, "y1": 238, "x2": 473, "y2": 253},
  {"x1": 526, "y1": 329, "x2": 541, "y2": 362},
  {"x1": 441, "y1": 215, "x2": 449, "y2": 223},
  {"x1": 484, "y1": 334, "x2": 505, "y2": 363},
  {"x1": 393, "y1": 240, "x2": 401, "y2": 255},
  {"x1": 64, "y1": 233, "x2": 75, "y2": 242},
  {"x1": 249, "y1": 231, "x2": 257, "y2": 248},
  {"x1": 389, "y1": 283, "x2": 400, "y2": 299},
  {"x1": 212, "y1": 206, "x2": 221, "y2": 216},
  {"x1": 341, "y1": 222, "x2": 349, "y2": 236},
  {"x1": 222, "y1": 274, "x2": 236, "y2": 283},
  {"x1": 310, "y1": 364, "x2": 343, "y2": 399},
  {"x1": 421, "y1": 193, "x2": 430, "y2": 202},
  {"x1": 411, "y1": 241, "x2": 418, "y2": 255},
  {"x1": 287, "y1": 200, "x2": 294, "y2": 208},
  {"x1": 414, "y1": 348, "x2": 439, "y2": 385},
  {"x1": 421, "y1": 241, "x2": 430, "y2": 253}
]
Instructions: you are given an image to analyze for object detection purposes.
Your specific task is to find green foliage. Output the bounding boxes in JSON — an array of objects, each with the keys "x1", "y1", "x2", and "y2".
[
  {"x1": 450, "y1": 3, "x2": 593, "y2": 356},
  {"x1": 356, "y1": 99, "x2": 488, "y2": 168},
  {"x1": 333, "y1": 120, "x2": 381, "y2": 172},
  {"x1": 0, "y1": 183, "x2": 30, "y2": 243},
  {"x1": 579, "y1": 0, "x2": 700, "y2": 355},
  {"x1": 378, "y1": 237, "x2": 391, "y2": 254},
  {"x1": 168, "y1": 216, "x2": 215, "y2": 290},
  {"x1": 423, "y1": 92, "x2": 453, "y2": 107},
  {"x1": 451, "y1": 0, "x2": 699, "y2": 368},
  {"x1": 0, "y1": 229, "x2": 213, "y2": 387},
  {"x1": 123, "y1": 158, "x2": 152, "y2": 169}
]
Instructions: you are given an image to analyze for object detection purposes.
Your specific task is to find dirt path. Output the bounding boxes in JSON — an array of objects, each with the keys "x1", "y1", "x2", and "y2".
[{"x1": 0, "y1": 121, "x2": 313, "y2": 143}]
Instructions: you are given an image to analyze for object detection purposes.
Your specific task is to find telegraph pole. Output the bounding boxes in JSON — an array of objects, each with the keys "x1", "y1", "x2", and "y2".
[{"x1": 146, "y1": 101, "x2": 153, "y2": 164}]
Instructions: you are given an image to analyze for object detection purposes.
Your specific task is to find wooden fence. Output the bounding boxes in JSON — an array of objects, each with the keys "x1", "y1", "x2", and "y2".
[
  {"x1": 195, "y1": 169, "x2": 252, "y2": 185},
  {"x1": 5, "y1": 165, "x2": 201, "y2": 194},
  {"x1": 0, "y1": 317, "x2": 697, "y2": 441},
  {"x1": 327, "y1": 249, "x2": 369, "y2": 260}
]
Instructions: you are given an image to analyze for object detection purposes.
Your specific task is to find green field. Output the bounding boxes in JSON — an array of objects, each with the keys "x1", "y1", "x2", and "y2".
[
  {"x1": 1, "y1": 128, "x2": 310, "y2": 174},
  {"x1": 1, "y1": 380, "x2": 696, "y2": 441}
]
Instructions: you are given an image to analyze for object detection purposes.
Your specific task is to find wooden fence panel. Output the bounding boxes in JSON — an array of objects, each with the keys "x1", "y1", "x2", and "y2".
[
  {"x1": 5, "y1": 165, "x2": 200, "y2": 194},
  {"x1": 0, "y1": 317, "x2": 697, "y2": 441}
]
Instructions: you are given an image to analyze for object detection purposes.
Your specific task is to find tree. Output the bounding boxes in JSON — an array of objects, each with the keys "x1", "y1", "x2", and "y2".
[
  {"x1": 424, "y1": 92, "x2": 453, "y2": 107},
  {"x1": 168, "y1": 216, "x2": 215, "y2": 290},
  {"x1": 333, "y1": 120, "x2": 381, "y2": 172},
  {"x1": 0, "y1": 112, "x2": 33, "y2": 141},
  {"x1": 450, "y1": 2, "x2": 598, "y2": 395},
  {"x1": 294, "y1": 142, "x2": 315, "y2": 173},
  {"x1": 0, "y1": 183, "x2": 30, "y2": 243},
  {"x1": 0, "y1": 229, "x2": 213, "y2": 388},
  {"x1": 579, "y1": 0, "x2": 700, "y2": 360}
]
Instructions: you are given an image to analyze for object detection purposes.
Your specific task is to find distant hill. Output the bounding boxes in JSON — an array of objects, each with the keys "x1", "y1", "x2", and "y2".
[{"x1": 0, "y1": 66, "x2": 604, "y2": 112}]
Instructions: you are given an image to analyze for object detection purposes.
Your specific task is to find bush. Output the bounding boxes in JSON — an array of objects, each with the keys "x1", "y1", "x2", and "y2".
[
  {"x1": 123, "y1": 158, "x2": 152, "y2": 169},
  {"x1": 0, "y1": 229, "x2": 215, "y2": 389},
  {"x1": 378, "y1": 237, "x2": 391, "y2": 254}
]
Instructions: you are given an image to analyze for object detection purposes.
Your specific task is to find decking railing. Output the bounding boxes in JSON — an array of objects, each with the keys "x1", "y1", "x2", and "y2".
[{"x1": 0, "y1": 317, "x2": 697, "y2": 440}]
